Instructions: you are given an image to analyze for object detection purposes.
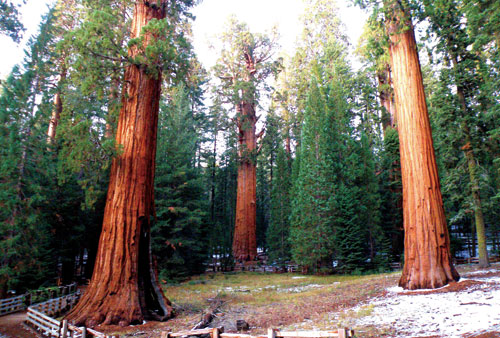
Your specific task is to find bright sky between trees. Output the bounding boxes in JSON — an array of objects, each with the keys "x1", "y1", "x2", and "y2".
[{"x1": 0, "y1": 0, "x2": 368, "y2": 78}]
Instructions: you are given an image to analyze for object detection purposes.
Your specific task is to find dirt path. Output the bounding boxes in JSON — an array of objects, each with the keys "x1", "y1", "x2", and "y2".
[{"x1": 0, "y1": 311, "x2": 34, "y2": 338}]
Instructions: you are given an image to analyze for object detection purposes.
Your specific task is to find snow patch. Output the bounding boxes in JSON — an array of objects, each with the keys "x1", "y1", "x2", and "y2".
[
  {"x1": 465, "y1": 269, "x2": 499, "y2": 276},
  {"x1": 351, "y1": 277, "x2": 500, "y2": 337},
  {"x1": 222, "y1": 284, "x2": 325, "y2": 294}
]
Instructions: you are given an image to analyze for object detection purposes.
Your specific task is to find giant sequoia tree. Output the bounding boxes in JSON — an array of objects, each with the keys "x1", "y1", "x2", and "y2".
[
  {"x1": 66, "y1": 1, "x2": 174, "y2": 327},
  {"x1": 384, "y1": 0, "x2": 459, "y2": 289},
  {"x1": 212, "y1": 17, "x2": 279, "y2": 262}
]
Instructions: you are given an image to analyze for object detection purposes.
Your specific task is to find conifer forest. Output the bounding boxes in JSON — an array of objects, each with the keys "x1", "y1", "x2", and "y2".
[{"x1": 0, "y1": 0, "x2": 499, "y2": 334}]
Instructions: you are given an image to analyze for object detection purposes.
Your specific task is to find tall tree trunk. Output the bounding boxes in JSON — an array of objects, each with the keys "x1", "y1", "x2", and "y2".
[
  {"x1": 462, "y1": 139, "x2": 489, "y2": 267},
  {"x1": 233, "y1": 99, "x2": 258, "y2": 262},
  {"x1": 65, "y1": 1, "x2": 172, "y2": 327},
  {"x1": 47, "y1": 67, "x2": 66, "y2": 144},
  {"x1": 385, "y1": 1, "x2": 459, "y2": 289},
  {"x1": 451, "y1": 56, "x2": 490, "y2": 268},
  {"x1": 377, "y1": 64, "x2": 396, "y2": 133}
]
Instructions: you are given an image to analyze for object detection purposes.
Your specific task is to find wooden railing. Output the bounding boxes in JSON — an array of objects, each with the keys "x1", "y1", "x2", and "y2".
[
  {"x1": 161, "y1": 327, "x2": 354, "y2": 338},
  {"x1": 0, "y1": 294, "x2": 26, "y2": 315},
  {"x1": 25, "y1": 290, "x2": 110, "y2": 338},
  {"x1": 29, "y1": 291, "x2": 81, "y2": 317},
  {"x1": 27, "y1": 307, "x2": 108, "y2": 338},
  {"x1": 454, "y1": 256, "x2": 500, "y2": 265},
  {"x1": 0, "y1": 283, "x2": 78, "y2": 316}
]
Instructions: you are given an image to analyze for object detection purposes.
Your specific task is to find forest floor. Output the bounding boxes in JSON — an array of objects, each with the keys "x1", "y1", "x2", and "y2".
[
  {"x1": 100, "y1": 263, "x2": 500, "y2": 338},
  {"x1": 1, "y1": 263, "x2": 499, "y2": 338}
]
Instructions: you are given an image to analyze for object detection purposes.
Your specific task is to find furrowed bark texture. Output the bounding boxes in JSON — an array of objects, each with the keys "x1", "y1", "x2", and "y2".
[
  {"x1": 65, "y1": 1, "x2": 172, "y2": 327},
  {"x1": 386, "y1": 2, "x2": 459, "y2": 290},
  {"x1": 233, "y1": 100, "x2": 257, "y2": 262}
]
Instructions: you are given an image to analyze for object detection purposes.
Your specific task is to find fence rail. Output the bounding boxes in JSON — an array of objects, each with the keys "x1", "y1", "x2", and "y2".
[
  {"x1": 0, "y1": 283, "x2": 78, "y2": 317},
  {"x1": 29, "y1": 291, "x2": 81, "y2": 318},
  {"x1": 454, "y1": 256, "x2": 500, "y2": 265},
  {"x1": 25, "y1": 290, "x2": 110, "y2": 338},
  {"x1": 162, "y1": 327, "x2": 354, "y2": 338},
  {"x1": 0, "y1": 294, "x2": 26, "y2": 316}
]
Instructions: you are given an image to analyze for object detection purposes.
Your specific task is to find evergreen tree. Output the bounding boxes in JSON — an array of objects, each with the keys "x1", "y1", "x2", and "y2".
[
  {"x1": 0, "y1": 0, "x2": 25, "y2": 42},
  {"x1": 266, "y1": 146, "x2": 292, "y2": 267},
  {"x1": 152, "y1": 83, "x2": 208, "y2": 282},
  {"x1": 289, "y1": 76, "x2": 336, "y2": 273},
  {"x1": 0, "y1": 11, "x2": 60, "y2": 296}
]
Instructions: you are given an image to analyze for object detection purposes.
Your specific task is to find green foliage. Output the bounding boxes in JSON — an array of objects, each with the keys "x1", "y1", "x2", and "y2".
[
  {"x1": 152, "y1": 83, "x2": 208, "y2": 281},
  {"x1": 266, "y1": 146, "x2": 292, "y2": 266},
  {"x1": 212, "y1": 16, "x2": 281, "y2": 110},
  {"x1": 0, "y1": 0, "x2": 26, "y2": 42},
  {"x1": 378, "y1": 127, "x2": 403, "y2": 261},
  {"x1": 0, "y1": 13, "x2": 61, "y2": 293}
]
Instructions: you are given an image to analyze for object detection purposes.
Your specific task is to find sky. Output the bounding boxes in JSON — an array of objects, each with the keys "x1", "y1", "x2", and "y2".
[{"x1": 0, "y1": 0, "x2": 368, "y2": 79}]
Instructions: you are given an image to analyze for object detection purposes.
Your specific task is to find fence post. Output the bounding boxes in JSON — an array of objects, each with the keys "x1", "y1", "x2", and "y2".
[
  {"x1": 61, "y1": 320, "x2": 69, "y2": 338},
  {"x1": 337, "y1": 328, "x2": 347, "y2": 338},
  {"x1": 268, "y1": 328, "x2": 276, "y2": 338},
  {"x1": 212, "y1": 327, "x2": 220, "y2": 338},
  {"x1": 81, "y1": 327, "x2": 87, "y2": 338}
]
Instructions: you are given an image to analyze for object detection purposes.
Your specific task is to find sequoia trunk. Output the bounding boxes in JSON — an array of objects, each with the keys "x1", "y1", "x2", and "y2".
[
  {"x1": 233, "y1": 100, "x2": 258, "y2": 262},
  {"x1": 386, "y1": 1, "x2": 459, "y2": 289},
  {"x1": 65, "y1": 1, "x2": 173, "y2": 327}
]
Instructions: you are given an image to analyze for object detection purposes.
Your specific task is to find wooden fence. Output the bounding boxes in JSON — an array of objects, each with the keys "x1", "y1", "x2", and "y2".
[
  {"x1": 0, "y1": 283, "x2": 78, "y2": 316},
  {"x1": 29, "y1": 291, "x2": 81, "y2": 317},
  {"x1": 25, "y1": 291, "x2": 110, "y2": 338},
  {"x1": 0, "y1": 294, "x2": 26, "y2": 315},
  {"x1": 454, "y1": 256, "x2": 500, "y2": 265},
  {"x1": 27, "y1": 307, "x2": 109, "y2": 338},
  {"x1": 161, "y1": 327, "x2": 354, "y2": 338}
]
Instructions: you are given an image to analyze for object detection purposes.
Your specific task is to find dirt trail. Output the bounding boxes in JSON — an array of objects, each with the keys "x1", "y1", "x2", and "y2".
[{"x1": 0, "y1": 311, "x2": 34, "y2": 338}]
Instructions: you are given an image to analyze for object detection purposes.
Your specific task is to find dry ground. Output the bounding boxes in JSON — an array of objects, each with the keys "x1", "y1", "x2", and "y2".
[
  {"x1": 95, "y1": 263, "x2": 500, "y2": 338},
  {"x1": 1, "y1": 264, "x2": 499, "y2": 338}
]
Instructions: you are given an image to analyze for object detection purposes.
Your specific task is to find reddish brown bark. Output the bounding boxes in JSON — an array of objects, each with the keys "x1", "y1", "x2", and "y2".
[
  {"x1": 233, "y1": 99, "x2": 258, "y2": 262},
  {"x1": 386, "y1": 1, "x2": 459, "y2": 290},
  {"x1": 65, "y1": 1, "x2": 172, "y2": 327}
]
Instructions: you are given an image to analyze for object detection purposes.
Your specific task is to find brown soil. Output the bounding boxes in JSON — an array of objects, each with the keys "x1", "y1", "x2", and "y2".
[{"x1": 0, "y1": 311, "x2": 35, "y2": 338}]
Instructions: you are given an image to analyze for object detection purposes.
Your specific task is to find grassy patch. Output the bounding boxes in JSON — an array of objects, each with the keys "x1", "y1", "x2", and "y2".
[{"x1": 160, "y1": 271, "x2": 400, "y2": 335}]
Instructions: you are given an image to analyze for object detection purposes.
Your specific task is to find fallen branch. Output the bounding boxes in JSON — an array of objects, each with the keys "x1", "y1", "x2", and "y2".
[{"x1": 191, "y1": 298, "x2": 225, "y2": 330}]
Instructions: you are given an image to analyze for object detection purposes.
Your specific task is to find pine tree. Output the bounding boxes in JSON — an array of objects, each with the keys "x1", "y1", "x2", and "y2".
[
  {"x1": 0, "y1": 0, "x2": 25, "y2": 42},
  {"x1": 152, "y1": 83, "x2": 208, "y2": 282},
  {"x1": 0, "y1": 11, "x2": 61, "y2": 296},
  {"x1": 290, "y1": 76, "x2": 336, "y2": 273},
  {"x1": 266, "y1": 143, "x2": 292, "y2": 267}
]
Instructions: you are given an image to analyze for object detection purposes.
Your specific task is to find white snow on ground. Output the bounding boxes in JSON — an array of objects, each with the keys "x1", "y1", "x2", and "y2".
[
  {"x1": 466, "y1": 269, "x2": 498, "y2": 275},
  {"x1": 351, "y1": 270, "x2": 500, "y2": 337},
  {"x1": 223, "y1": 283, "x2": 336, "y2": 294}
]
